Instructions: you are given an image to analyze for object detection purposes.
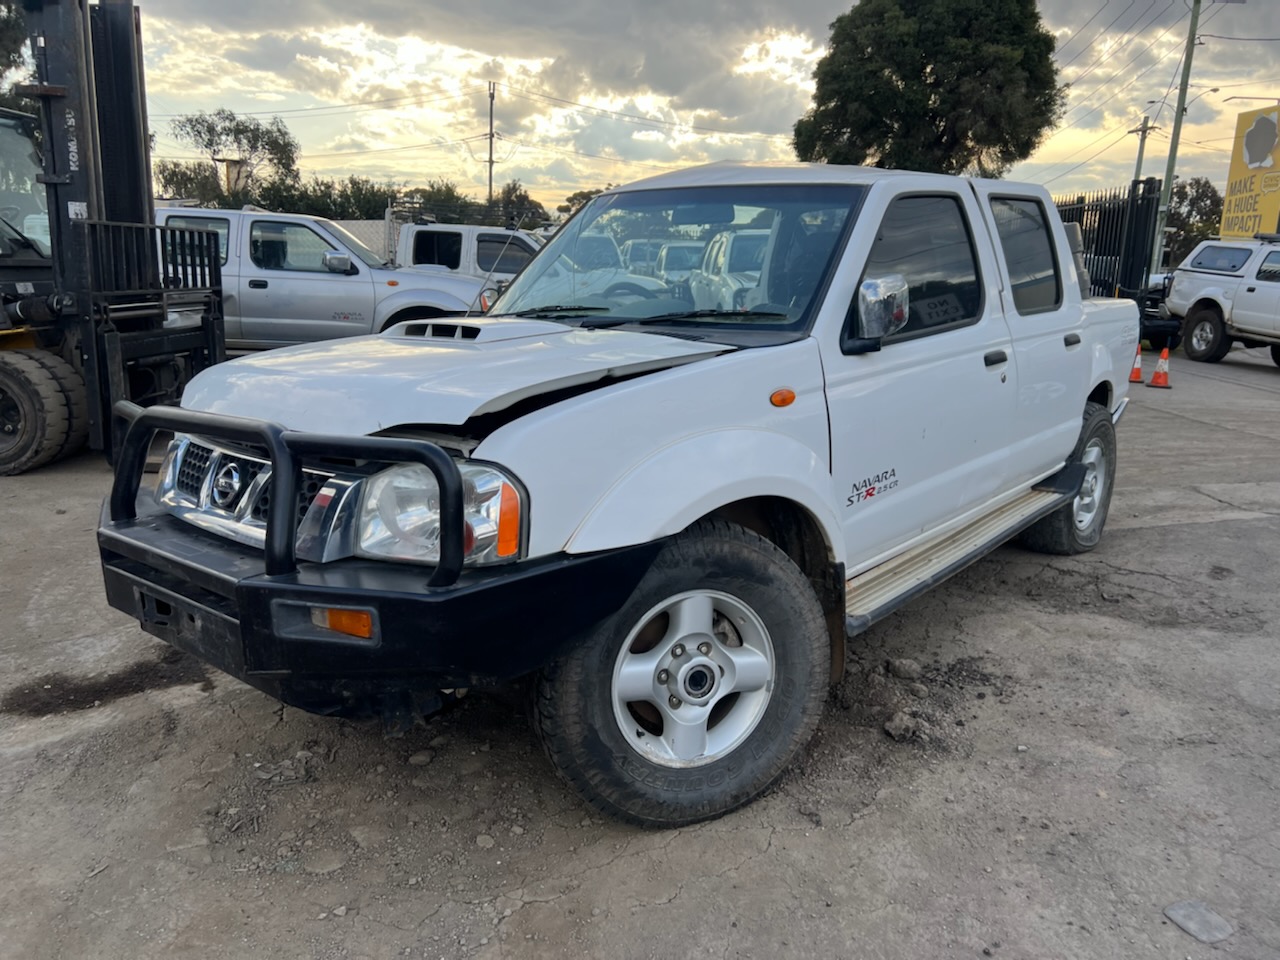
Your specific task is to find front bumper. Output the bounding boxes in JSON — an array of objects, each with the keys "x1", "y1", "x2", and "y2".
[{"x1": 98, "y1": 402, "x2": 660, "y2": 716}]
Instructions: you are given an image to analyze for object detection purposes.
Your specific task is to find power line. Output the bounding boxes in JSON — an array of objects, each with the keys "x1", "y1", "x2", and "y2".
[
  {"x1": 1069, "y1": 0, "x2": 1173, "y2": 88},
  {"x1": 1054, "y1": 1, "x2": 1113, "y2": 60},
  {"x1": 149, "y1": 89, "x2": 482, "y2": 120},
  {"x1": 1057, "y1": 0, "x2": 1141, "y2": 69},
  {"x1": 1039, "y1": 130, "x2": 1133, "y2": 185},
  {"x1": 1199, "y1": 34, "x2": 1280, "y2": 42},
  {"x1": 494, "y1": 133, "x2": 668, "y2": 170}
]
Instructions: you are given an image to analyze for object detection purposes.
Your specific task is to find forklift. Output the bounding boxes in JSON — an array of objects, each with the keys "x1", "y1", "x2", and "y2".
[{"x1": 0, "y1": 0, "x2": 223, "y2": 475}]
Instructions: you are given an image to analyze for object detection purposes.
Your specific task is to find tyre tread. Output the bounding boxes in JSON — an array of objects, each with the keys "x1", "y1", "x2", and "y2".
[{"x1": 0, "y1": 349, "x2": 73, "y2": 475}]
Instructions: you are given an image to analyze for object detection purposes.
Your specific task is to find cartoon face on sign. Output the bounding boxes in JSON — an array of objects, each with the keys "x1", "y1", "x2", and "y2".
[{"x1": 1244, "y1": 113, "x2": 1278, "y2": 169}]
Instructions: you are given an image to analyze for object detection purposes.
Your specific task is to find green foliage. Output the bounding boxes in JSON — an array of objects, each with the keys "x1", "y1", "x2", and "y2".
[
  {"x1": 0, "y1": 3, "x2": 32, "y2": 112},
  {"x1": 1166, "y1": 176, "x2": 1224, "y2": 268},
  {"x1": 156, "y1": 109, "x2": 300, "y2": 206},
  {"x1": 498, "y1": 180, "x2": 548, "y2": 226},
  {"x1": 557, "y1": 185, "x2": 613, "y2": 215},
  {"x1": 400, "y1": 178, "x2": 483, "y2": 222},
  {"x1": 794, "y1": 0, "x2": 1065, "y2": 177},
  {"x1": 258, "y1": 175, "x2": 399, "y2": 220}
]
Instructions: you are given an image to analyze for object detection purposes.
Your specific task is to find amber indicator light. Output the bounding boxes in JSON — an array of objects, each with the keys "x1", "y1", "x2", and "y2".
[{"x1": 770, "y1": 389, "x2": 796, "y2": 407}]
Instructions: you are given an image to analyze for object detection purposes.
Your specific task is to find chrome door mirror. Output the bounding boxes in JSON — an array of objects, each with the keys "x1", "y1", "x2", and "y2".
[
  {"x1": 323, "y1": 252, "x2": 352, "y2": 274},
  {"x1": 858, "y1": 274, "x2": 910, "y2": 339}
]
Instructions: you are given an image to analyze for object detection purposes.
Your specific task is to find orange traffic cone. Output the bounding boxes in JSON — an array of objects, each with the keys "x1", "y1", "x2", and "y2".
[
  {"x1": 1129, "y1": 344, "x2": 1144, "y2": 384},
  {"x1": 1147, "y1": 348, "x2": 1171, "y2": 389}
]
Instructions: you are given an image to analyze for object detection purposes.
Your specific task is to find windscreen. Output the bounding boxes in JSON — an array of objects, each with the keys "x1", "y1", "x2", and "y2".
[
  {"x1": 0, "y1": 116, "x2": 50, "y2": 255},
  {"x1": 490, "y1": 182, "x2": 865, "y2": 335}
]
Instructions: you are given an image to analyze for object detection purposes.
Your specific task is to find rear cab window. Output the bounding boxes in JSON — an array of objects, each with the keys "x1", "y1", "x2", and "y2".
[
  {"x1": 1187, "y1": 245, "x2": 1253, "y2": 274},
  {"x1": 988, "y1": 197, "x2": 1062, "y2": 315},
  {"x1": 412, "y1": 231, "x2": 463, "y2": 270},
  {"x1": 165, "y1": 214, "x2": 231, "y2": 265}
]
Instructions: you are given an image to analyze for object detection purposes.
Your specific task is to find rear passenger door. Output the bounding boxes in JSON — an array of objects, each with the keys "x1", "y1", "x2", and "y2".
[
  {"x1": 1231, "y1": 250, "x2": 1280, "y2": 335},
  {"x1": 825, "y1": 191, "x2": 1016, "y2": 571},
  {"x1": 973, "y1": 187, "x2": 1091, "y2": 484}
]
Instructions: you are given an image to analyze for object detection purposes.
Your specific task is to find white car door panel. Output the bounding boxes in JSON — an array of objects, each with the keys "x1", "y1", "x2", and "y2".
[
  {"x1": 1231, "y1": 251, "x2": 1280, "y2": 334},
  {"x1": 973, "y1": 188, "x2": 1091, "y2": 483},
  {"x1": 162, "y1": 212, "x2": 242, "y2": 341},
  {"x1": 825, "y1": 191, "x2": 1016, "y2": 573}
]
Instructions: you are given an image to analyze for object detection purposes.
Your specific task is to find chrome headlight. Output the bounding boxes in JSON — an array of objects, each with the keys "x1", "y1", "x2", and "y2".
[{"x1": 356, "y1": 461, "x2": 524, "y2": 566}]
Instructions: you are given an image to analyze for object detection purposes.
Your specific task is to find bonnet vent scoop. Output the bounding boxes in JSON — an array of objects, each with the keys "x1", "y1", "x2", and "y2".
[{"x1": 388, "y1": 318, "x2": 572, "y2": 343}]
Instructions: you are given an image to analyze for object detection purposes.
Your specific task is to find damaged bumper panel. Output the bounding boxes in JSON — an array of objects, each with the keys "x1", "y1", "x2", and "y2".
[{"x1": 98, "y1": 402, "x2": 659, "y2": 717}]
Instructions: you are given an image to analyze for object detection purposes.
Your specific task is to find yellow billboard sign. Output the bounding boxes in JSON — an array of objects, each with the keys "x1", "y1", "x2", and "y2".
[{"x1": 1220, "y1": 105, "x2": 1280, "y2": 238}]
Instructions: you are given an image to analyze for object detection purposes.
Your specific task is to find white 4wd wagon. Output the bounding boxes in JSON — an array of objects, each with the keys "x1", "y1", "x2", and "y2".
[
  {"x1": 1165, "y1": 234, "x2": 1280, "y2": 366},
  {"x1": 100, "y1": 164, "x2": 1138, "y2": 826}
]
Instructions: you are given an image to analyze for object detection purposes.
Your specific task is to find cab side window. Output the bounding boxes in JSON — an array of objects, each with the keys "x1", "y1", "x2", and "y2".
[
  {"x1": 860, "y1": 195, "x2": 982, "y2": 337},
  {"x1": 989, "y1": 197, "x2": 1062, "y2": 314},
  {"x1": 166, "y1": 215, "x2": 230, "y2": 265},
  {"x1": 477, "y1": 235, "x2": 535, "y2": 274},
  {"x1": 249, "y1": 221, "x2": 336, "y2": 272},
  {"x1": 413, "y1": 230, "x2": 463, "y2": 270},
  {"x1": 1256, "y1": 251, "x2": 1280, "y2": 282}
]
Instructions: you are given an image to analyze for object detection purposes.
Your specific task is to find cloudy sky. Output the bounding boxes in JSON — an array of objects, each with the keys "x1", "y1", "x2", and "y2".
[{"x1": 139, "y1": 0, "x2": 1279, "y2": 209}]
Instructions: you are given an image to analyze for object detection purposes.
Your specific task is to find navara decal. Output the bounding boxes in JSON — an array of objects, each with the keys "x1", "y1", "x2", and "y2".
[
  {"x1": 332, "y1": 311, "x2": 365, "y2": 323},
  {"x1": 848, "y1": 468, "x2": 899, "y2": 506}
]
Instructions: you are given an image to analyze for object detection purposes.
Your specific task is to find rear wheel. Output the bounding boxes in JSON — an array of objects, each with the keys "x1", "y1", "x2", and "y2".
[
  {"x1": 0, "y1": 349, "x2": 74, "y2": 476},
  {"x1": 1021, "y1": 401, "x2": 1116, "y2": 556},
  {"x1": 1183, "y1": 306, "x2": 1231, "y2": 363},
  {"x1": 533, "y1": 519, "x2": 829, "y2": 827}
]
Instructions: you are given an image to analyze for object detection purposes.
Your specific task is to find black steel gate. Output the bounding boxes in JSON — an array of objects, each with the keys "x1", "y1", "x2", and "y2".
[{"x1": 1053, "y1": 177, "x2": 1162, "y2": 299}]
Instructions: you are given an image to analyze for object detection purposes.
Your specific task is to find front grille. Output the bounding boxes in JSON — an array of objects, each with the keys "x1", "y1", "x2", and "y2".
[
  {"x1": 250, "y1": 473, "x2": 327, "y2": 526},
  {"x1": 176, "y1": 443, "x2": 213, "y2": 496}
]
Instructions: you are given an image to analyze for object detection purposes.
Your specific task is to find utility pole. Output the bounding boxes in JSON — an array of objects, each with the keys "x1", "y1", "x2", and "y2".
[
  {"x1": 1130, "y1": 116, "x2": 1156, "y2": 180},
  {"x1": 1152, "y1": 0, "x2": 1202, "y2": 273},
  {"x1": 487, "y1": 81, "x2": 496, "y2": 206}
]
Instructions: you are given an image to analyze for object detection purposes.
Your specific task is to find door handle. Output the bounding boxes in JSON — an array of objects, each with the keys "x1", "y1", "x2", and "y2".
[
  {"x1": 1064, "y1": 333, "x2": 1082, "y2": 347},
  {"x1": 984, "y1": 350, "x2": 1008, "y2": 367},
  {"x1": 1247, "y1": 286, "x2": 1256, "y2": 293},
  {"x1": 248, "y1": 279, "x2": 268, "y2": 289}
]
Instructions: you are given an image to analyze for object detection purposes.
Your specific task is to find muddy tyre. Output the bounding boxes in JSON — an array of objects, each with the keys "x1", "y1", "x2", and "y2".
[
  {"x1": 1021, "y1": 401, "x2": 1116, "y2": 556},
  {"x1": 0, "y1": 349, "x2": 75, "y2": 476},
  {"x1": 533, "y1": 519, "x2": 829, "y2": 827},
  {"x1": 1183, "y1": 306, "x2": 1231, "y2": 363}
]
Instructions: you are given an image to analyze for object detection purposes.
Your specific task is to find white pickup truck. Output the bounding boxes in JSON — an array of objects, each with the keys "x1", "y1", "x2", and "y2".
[
  {"x1": 157, "y1": 208, "x2": 486, "y2": 349},
  {"x1": 1164, "y1": 235, "x2": 1280, "y2": 366},
  {"x1": 398, "y1": 221, "x2": 667, "y2": 300},
  {"x1": 102, "y1": 164, "x2": 1137, "y2": 827}
]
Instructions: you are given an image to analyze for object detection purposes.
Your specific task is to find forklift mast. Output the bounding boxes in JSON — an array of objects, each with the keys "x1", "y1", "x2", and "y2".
[{"x1": 0, "y1": 0, "x2": 224, "y2": 470}]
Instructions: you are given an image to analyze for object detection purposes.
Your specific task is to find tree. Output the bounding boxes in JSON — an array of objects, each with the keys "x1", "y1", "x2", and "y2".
[
  {"x1": 400, "y1": 179, "x2": 481, "y2": 223},
  {"x1": 155, "y1": 108, "x2": 300, "y2": 207},
  {"x1": 1165, "y1": 176, "x2": 1223, "y2": 268},
  {"x1": 258, "y1": 175, "x2": 398, "y2": 220},
  {"x1": 557, "y1": 185, "x2": 613, "y2": 216},
  {"x1": 793, "y1": 0, "x2": 1065, "y2": 177},
  {"x1": 0, "y1": 3, "x2": 31, "y2": 112},
  {"x1": 498, "y1": 180, "x2": 548, "y2": 226}
]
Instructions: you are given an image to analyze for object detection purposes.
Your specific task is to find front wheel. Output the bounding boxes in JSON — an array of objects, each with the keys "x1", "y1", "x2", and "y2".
[
  {"x1": 533, "y1": 520, "x2": 829, "y2": 827},
  {"x1": 1021, "y1": 401, "x2": 1117, "y2": 556},
  {"x1": 1183, "y1": 306, "x2": 1231, "y2": 362}
]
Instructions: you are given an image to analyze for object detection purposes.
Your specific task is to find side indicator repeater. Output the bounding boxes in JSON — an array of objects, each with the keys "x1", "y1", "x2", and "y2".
[{"x1": 770, "y1": 388, "x2": 796, "y2": 408}]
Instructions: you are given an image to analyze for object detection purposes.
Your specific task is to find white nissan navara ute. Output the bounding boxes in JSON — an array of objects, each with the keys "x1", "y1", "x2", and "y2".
[{"x1": 100, "y1": 163, "x2": 1139, "y2": 827}]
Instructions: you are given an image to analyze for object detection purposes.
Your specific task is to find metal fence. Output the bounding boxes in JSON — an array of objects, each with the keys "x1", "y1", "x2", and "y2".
[{"x1": 1053, "y1": 177, "x2": 1161, "y2": 299}]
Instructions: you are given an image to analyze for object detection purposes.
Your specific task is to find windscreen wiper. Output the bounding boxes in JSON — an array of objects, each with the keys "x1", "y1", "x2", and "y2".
[
  {"x1": 0, "y1": 215, "x2": 45, "y2": 254},
  {"x1": 509, "y1": 305, "x2": 612, "y2": 318}
]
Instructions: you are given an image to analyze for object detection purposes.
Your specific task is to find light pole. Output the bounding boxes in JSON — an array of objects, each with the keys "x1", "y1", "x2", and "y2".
[{"x1": 1152, "y1": 0, "x2": 1203, "y2": 273}]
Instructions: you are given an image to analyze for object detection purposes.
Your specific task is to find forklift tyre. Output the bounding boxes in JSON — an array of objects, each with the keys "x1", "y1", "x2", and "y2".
[{"x1": 0, "y1": 349, "x2": 77, "y2": 475}]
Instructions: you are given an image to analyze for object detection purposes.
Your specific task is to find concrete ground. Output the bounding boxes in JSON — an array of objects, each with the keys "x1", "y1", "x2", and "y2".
[{"x1": 1, "y1": 346, "x2": 1278, "y2": 960}]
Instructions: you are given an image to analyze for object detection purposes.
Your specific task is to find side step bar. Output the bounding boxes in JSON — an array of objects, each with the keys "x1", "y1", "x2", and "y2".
[{"x1": 845, "y1": 473, "x2": 1081, "y2": 636}]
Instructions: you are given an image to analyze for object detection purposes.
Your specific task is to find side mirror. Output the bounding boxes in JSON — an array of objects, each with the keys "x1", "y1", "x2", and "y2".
[
  {"x1": 844, "y1": 274, "x2": 909, "y2": 354},
  {"x1": 323, "y1": 252, "x2": 352, "y2": 274}
]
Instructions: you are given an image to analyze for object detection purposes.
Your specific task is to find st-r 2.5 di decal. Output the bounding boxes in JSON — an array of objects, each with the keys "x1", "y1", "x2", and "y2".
[{"x1": 848, "y1": 468, "x2": 899, "y2": 506}]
